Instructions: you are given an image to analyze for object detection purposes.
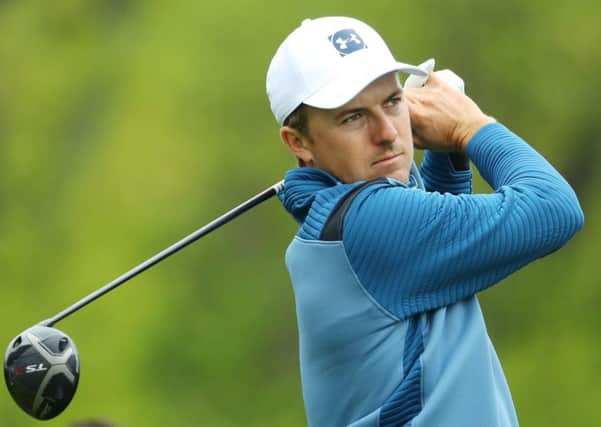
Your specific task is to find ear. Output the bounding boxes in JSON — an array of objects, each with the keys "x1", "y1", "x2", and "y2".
[{"x1": 280, "y1": 126, "x2": 314, "y2": 166}]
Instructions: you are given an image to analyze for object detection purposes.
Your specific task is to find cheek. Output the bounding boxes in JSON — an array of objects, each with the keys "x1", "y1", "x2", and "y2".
[{"x1": 319, "y1": 140, "x2": 366, "y2": 182}]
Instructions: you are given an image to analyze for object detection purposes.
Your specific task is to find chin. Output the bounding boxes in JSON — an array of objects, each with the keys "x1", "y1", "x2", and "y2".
[
  {"x1": 381, "y1": 168, "x2": 410, "y2": 183},
  {"x1": 371, "y1": 159, "x2": 411, "y2": 183}
]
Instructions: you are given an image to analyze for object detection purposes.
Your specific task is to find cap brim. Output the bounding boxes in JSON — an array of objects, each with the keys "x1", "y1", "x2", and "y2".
[{"x1": 304, "y1": 61, "x2": 427, "y2": 110}]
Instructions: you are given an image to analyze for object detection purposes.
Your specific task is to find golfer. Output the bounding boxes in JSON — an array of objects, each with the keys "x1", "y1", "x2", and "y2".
[{"x1": 266, "y1": 16, "x2": 583, "y2": 427}]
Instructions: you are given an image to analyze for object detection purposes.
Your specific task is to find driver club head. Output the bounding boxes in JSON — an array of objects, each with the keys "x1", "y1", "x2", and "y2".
[{"x1": 4, "y1": 325, "x2": 80, "y2": 420}]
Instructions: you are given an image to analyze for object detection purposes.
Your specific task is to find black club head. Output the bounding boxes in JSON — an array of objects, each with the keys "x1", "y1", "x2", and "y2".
[{"x1": 4, "y1": 325, "x2": 80, "y2": 420}]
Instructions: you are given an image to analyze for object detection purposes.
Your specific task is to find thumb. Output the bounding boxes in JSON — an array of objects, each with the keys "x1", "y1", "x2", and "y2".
[{"x1": 423, "y1": 71, "x2": 444, "y2": 88}]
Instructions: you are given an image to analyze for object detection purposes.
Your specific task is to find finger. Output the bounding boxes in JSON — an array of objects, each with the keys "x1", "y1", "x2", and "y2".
[
  {"x1": 404, "y1": 89, "x2": 427, "y2": 106},
  {"x1": 407, "y1": 100, "x2": 423, "y2": 125},
  {"x1": 423, "y1": 71, "x2": 442, "y2": 88},
  {"x1": 408, "y1": 103, "x2": 427, "y2": 135},
  {"x1": 407, "y1": 92, "x2": 434, "y2": 113},
  {"x1": 404, "y1": 89, "x2": 418, "y2": 103}
]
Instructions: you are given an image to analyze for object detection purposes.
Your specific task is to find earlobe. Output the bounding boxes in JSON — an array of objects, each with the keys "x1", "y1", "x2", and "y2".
[{"x1": 280, "y1": 126, "x2": 313, "y2": 166}]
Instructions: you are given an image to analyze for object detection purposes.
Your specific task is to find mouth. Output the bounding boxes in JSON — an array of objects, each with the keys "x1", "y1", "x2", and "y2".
[{"x1": 372, "y1": 153, "x2": 401, "y2": 166}]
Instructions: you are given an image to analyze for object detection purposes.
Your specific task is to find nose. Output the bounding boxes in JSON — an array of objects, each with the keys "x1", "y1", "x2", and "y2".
[{"x1": 369, "y1": 111, "x2": 398, "y2": 145}]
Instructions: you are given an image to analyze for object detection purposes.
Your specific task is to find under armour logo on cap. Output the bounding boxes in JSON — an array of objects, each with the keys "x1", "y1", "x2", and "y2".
[{"x1": 328, "y1": 29, "x2": 366, "y2": 57}]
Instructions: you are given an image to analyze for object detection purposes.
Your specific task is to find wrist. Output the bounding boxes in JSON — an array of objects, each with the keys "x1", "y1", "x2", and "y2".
[{"x1": 457, "y1": 115, "x2": 496, "y2": 151}]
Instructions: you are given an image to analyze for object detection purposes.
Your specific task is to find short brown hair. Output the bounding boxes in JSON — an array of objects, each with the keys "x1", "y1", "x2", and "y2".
[{"x1": 283, "y1": 103, "x2": 309, "y2": 136}]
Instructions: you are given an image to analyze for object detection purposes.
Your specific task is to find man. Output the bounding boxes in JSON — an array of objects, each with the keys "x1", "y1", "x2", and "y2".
[{"x1": 266, "y1": 16, "x2": 584, "y2": 427}]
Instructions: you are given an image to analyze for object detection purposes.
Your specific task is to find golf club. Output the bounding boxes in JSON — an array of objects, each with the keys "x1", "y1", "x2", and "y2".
[{"x1": 4, "y1": 180, "x2": 284, "y2": 420}]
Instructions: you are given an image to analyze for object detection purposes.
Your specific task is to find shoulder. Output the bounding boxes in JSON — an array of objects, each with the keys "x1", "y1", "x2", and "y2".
[
  {"x1": 302, "y1": 178, "x2": 419, "y2": 240},
  {"x1": 296, "y1": 183, "x2": 358, "y2": 240},
  {"x1": 343, "y1": 179, "x2": 446, "y2": 247}
]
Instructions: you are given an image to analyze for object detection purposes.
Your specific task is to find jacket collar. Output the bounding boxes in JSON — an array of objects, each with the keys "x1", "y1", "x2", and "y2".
[{"x1": 279, "y1": 164, "x2": 424, "y2": 223}]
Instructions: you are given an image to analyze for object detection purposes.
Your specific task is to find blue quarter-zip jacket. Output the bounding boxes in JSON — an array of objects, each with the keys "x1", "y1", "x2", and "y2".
[{"x1": 278, "y1": 123, "x2": 584, "y2": 427}]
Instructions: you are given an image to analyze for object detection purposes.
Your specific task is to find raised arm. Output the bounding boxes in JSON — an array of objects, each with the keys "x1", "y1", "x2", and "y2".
[{"x1": 342, "y1": 74, "x2": 584, "y2": 319}]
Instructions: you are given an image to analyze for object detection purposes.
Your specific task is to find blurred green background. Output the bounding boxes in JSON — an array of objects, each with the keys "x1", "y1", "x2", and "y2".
[{"x1": 0, "y1": 0, "x2": 598, "y2": 426}]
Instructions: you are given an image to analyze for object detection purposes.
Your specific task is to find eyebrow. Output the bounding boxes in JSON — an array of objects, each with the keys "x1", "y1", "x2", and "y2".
[
  {"x1": 333, "y1": 89, "x2": 403, "y2": 121},
  {"x1": 387, "y1": 88, "x2": 403, "y2": 100}
]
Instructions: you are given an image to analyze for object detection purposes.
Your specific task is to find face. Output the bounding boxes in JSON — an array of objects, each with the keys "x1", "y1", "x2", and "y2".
[{"x1": 282, "y1": 72, "x2": 414, "y2": 183}]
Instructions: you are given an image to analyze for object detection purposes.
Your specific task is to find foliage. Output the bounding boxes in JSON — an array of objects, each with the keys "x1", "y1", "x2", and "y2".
[{"x1": 0, "y1": 1, "x2": 598, "y2": 425}]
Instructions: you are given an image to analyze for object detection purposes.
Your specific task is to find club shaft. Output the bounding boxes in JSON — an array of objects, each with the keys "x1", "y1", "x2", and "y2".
[{"x1": 40, "y1": 180, "x2": 285, "y2": 327}]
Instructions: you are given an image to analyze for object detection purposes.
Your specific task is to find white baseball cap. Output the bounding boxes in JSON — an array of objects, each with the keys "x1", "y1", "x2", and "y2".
[{"x1": 266, "y1": 16, "x2": 427, "y2": 125}]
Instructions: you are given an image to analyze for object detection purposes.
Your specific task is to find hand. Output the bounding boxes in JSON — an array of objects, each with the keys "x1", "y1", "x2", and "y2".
[{"x1": 405, "y1": 72, "x2": 495, "y2": 152}]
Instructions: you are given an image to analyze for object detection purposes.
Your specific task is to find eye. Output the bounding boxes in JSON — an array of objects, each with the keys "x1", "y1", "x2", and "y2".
[
  {"x1": 341, "y1": 112, "x2": 362, "y2": 124},
  {"x1": 385, "y1": 96, "x2": 402, "y2": 108}
]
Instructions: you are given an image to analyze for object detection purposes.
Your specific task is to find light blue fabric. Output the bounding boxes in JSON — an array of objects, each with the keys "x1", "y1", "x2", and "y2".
[
  {"x1": 279, "y1": 123, "x2": 584, "y2": 426},
  {"x1": 286, "y1": 239, "x2": 406, "y2": 427},
  {"x1": 411, "y1": 297, "x2": 517, "y2": 427}
]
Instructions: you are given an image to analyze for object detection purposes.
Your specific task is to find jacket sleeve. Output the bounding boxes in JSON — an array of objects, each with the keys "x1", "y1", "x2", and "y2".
[
  {"x1": 343, "y1": 123, "x2": 584, "y2": 319},
  {"x1": 420, "y1": 151, "x2": 473, "y2": 195}
]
